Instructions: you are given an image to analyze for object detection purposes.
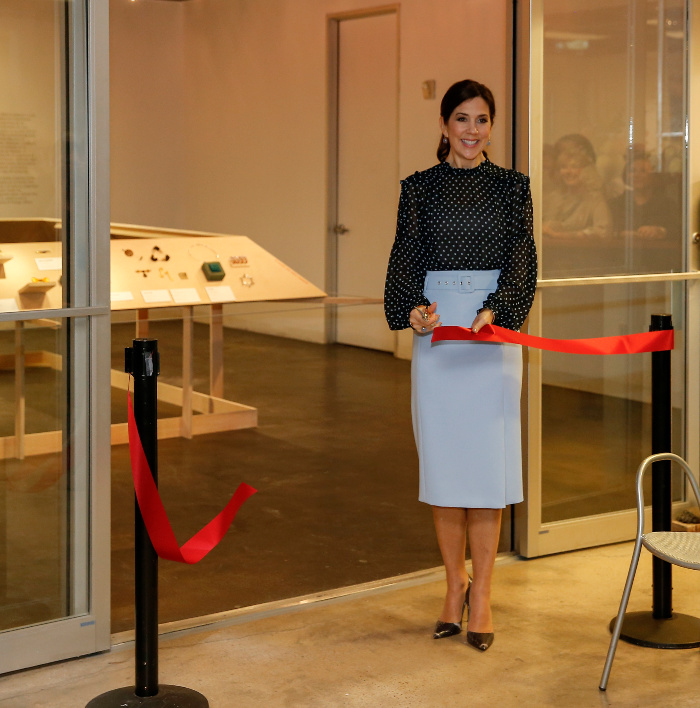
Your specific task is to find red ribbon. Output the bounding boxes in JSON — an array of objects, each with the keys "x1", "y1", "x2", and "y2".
[
  {"x1": 128, "y1": 392, "x2": 257, "y2": 564},
  {"x1": 431, "y1": 324, "x2": 674, "y2": 355}
]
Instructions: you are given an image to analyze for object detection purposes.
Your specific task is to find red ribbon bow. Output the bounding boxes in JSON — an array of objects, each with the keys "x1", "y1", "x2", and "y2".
[
  {"x1": 431, "y1": 324, "x2": 674, "y2": 354},
  {"x1": 128, "y1": 392, "x2": 257, "y2": 564}
]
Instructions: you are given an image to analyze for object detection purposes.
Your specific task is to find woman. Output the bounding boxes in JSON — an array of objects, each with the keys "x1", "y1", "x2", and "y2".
[
  {"x1": 542, "y1": 145, "x2": 611, "y2": 239},
  {"x1": 384, "y1": 80, "x2": 537, "y2": 651}
]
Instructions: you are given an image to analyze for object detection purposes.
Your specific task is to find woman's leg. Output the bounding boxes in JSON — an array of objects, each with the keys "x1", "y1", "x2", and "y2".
[
  {"x1": 466, "y1": 508, "x2": 502, "y2": 632},
  {"x1": 432, "y1": 506, "x2": 470, "y2": 622}
]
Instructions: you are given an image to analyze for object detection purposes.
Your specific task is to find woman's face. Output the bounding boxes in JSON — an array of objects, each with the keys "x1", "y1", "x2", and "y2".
[
  {"x1": 440, "y1": 97, "x2": 492, "y2": 169},
  {"x1": 630, "y1": 159, "x2": 652, "y2": 191},
  {"x1": 558, "y1": 157, "x2": 583, "y2": 186}
]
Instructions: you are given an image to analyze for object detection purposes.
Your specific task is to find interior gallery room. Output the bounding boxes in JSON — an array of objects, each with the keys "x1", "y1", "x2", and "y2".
[{"x1": 1, "y1": 0, "x2": 700, "y2": 705}]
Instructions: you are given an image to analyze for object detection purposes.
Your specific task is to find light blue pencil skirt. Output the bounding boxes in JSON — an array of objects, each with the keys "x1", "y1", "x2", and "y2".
[{"x1": 412, "y1": 270, "x2": 523, "y2": 509}]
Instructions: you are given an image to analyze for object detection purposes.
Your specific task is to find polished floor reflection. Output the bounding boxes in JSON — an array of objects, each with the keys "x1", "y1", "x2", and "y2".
[
  {"x1": 0, "y1": 319, "x2": 669, "y2": 634},
  {"x1": 110, "y1": 321, "x2": 485, "y2": 633}
]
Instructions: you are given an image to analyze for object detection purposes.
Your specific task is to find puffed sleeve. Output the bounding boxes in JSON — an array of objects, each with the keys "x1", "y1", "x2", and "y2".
[
  {"x1": 483, "y1": 175, "x2": 537, "y2": 331},
  {"x1": 384, "y1": 178, "x2": 431, "y2": 330}
]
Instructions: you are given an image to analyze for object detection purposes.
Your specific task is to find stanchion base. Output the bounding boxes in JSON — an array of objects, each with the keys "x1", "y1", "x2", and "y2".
[
  {"x1": 86, "y1": 684, "x2": 208, "y2": 707},
  {"x1": 610, "y1": 611, "x2": 700, "y2": 649}
]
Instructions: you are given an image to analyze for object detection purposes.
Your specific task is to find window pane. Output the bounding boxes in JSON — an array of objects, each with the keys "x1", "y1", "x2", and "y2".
[
  {"x1": 0, "y1": 0, "x2": 89, "y2": 634},
  {"x1": 0, "y1": 318, "x2": 77, "y2": 629},
  {"x1": 542, "y1": 0, "x2": 685, "y2": 278},
  {"x1": 541, "y1": 281, "x2": 684, "y2": 523},
  {"x1": 0, "y1": 0, "x2": 64, "y2": 311}
]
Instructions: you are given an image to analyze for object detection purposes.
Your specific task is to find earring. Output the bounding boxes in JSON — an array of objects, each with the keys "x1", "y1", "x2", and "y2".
[
  {"x1": 487, "y1": 139, "x2": 491, "y2": 146},
  {"x1": 442, "y1": 136, "x2": 448, "y2": 144}
]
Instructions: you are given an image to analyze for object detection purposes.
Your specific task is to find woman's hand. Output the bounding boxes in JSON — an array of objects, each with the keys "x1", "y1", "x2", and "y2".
[
  {"x1": 637, "y1": 225, "x2": 667, "y2": 240},
  {"x1": 470, "y1": 308, "x2": 494, "y2": 334},
  {"x1": 410, "y1": 302, "x2": 441, "y2": 334}
]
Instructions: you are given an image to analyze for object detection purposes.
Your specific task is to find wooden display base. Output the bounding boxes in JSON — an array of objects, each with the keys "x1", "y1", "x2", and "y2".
[
  {"x1": 0, "y1": 309, "x2": 258, "y2": 460},
  {"x1": 0, "y1": 351, "x2": 256, "y2": 460},
  {"x1": 109, "y1": 371, "x2": 256, "y2": 444}
]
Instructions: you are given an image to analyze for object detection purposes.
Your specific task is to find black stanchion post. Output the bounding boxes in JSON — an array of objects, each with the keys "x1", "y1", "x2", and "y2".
[
  {"x1": 87, "y1": 339, "x2": 208, "y2": 707},
  {"x1": 130, "y1": 339, "x2": 160, "y2": 696},
  {"x1": 611, "y1": 314, "x2": 700, "y2": 649},
  {"x1": 650, "y1": 314, "x2": 672, "y2": 621}
]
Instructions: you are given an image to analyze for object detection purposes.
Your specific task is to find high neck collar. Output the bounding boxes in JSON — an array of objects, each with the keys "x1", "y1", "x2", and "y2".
[{"x1": 442, "y1": 157, "x2": 489, "y2": 173}]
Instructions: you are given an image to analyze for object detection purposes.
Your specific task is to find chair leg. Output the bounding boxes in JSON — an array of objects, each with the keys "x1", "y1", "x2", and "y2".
[{"x1": 599, "y1": 539, "x2": 644, "y2": 691}]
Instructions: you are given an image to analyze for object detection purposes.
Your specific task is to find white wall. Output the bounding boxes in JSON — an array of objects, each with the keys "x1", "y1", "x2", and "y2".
[
  {"x1": 109, "y1": 0, "x2": 510, "y2": 342},
  {"x1": 0, "y1": 1, "x2": 60, "y2": 219},
  {"x1": 109, "y1": 0, "x2": 187, "y2": 228}
]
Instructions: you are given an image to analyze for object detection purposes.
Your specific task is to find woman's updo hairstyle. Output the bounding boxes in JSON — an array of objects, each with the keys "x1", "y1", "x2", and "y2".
[{"x1": 437, "y1": 79, "x2": 496, "y2": 163}]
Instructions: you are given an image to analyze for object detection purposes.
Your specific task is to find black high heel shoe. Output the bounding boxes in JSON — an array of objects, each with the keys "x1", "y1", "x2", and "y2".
[
  {"x1": 433, "y1": 576, "x2": 472, "y2": 639},
  {"x1": 465, "y1": 582, "x2": 494, "y2": 651},
  {"x1": 466, "y1": 630, "x2": 494, "y2": 652}
]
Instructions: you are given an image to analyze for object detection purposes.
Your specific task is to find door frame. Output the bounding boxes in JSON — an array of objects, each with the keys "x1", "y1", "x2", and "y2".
[
  {"x1": 325, "y1": 4, "x2": 400, "y2": 345},
  {"x1": 514, "y1": 0, "x2": 700, "y2": 557},
  {"x1": 0, "y1": 0, "x2": 111, "y2": 673}
]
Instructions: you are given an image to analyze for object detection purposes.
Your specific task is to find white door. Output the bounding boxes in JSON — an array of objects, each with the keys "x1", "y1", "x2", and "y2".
[{"x1": 334, "y1": 11, "x2": 398, "y2": 351}]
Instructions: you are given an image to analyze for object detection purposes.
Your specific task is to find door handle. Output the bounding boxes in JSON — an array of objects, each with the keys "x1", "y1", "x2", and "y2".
[{"x1": 333, "y1": 224, "x2": 350, "y2": 235}]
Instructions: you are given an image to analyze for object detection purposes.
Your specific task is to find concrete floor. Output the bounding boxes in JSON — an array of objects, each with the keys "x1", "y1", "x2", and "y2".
[{"x1": 2, "y1": 542, "x2": 700, "y2": 708}]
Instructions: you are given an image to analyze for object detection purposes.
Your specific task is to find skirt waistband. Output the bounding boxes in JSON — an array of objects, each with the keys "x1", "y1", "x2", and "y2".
[{"x1": 424, "y1": 270, "x2": 499, "y2": 293}]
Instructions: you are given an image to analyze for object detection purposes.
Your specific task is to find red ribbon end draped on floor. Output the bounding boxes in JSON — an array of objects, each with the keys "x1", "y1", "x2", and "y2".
[
  {"x1": 431, "y1": 324, "x2": 674, "y2": 355},
  {"x1": 127, "y1": 392, "x2": 257, "y2": 564}
]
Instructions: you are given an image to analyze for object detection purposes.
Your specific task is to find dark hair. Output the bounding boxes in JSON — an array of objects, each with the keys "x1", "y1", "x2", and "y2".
[
  {"x1": 621, "y1": 150, "x2": 653, "y2": 185},
  {"x1": 554, "y1": 134, "x2": 596, "y2": 164},
  {"x1": 437, "y1": 80, "x2": 496, "y2": 162}
]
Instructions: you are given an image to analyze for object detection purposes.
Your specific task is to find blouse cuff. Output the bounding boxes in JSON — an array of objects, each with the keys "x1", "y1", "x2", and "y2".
[{"x1": 482, "y1": 299, "x2": 499, "y2": 321}]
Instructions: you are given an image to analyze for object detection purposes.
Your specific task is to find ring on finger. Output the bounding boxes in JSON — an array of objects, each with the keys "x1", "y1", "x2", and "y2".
[{"x1": 422, "y1": 309, "x2": 430, "y2": 321}]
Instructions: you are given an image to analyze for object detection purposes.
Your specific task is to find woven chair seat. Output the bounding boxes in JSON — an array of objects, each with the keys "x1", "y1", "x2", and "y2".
[
  {"x1": 601, "y1": 455, "x2": 700, "y2": 691},
  {"x1": 642, "y1": 531, "x2": 700, "y2": 570}
]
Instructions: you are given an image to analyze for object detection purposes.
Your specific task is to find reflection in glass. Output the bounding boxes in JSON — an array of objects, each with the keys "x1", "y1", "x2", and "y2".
[
  {"x1": 541, "y1": 283, "x2": 684, "y2": 523},
  {"x1": 0, "y1": 0, "x2": 64, "y2": 312},
  {"x1": 542, "y1": 0, "x2": 685, "y2": 278},
  {"x1": 0, "y1": 320, "x2": 70, "y2": 629},
  {"x1": 0, "y1": 0, "x2": 84, "y2": 633}
]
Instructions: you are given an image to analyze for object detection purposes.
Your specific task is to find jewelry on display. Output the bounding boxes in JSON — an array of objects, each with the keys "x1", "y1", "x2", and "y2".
[
  {"x1": 229, "y1": 256, "x2": 248, "y2": 266},
  {"x1": 202, "y1": 261, "x2": 226, "y2": 281},
  {"x1": 240, "y1": 273, "x2": 254, "y2": 287},
  {"x1": 150, "y1": 245, "x2": 171, "y2": 262},
  {"x1": 31, "y1": 277, "x2": 50, "y2": 283},
  {"x1": 178, "y1": 272, "x2": 188, "y2": 280},
  {"x1": 159, "y1": 267, "x2": 172, "y2": 280},
  {"x1": 136, "y1": 269, "x2": 151, "y2": 278},
  {"x1": 123, "y1": 248, "x2": 134, "y2": 257},
  {"x1": 35, "y1": 249, "x2": 50, "y2": 254},
  {"x1": 188, "y1": 243, "x2": 220, "y2": 261}
]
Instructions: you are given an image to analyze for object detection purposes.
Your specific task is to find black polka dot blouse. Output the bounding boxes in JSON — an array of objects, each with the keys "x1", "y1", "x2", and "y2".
[{"x1": 384, "y1": 158, "x2": 537, "y2": 332}]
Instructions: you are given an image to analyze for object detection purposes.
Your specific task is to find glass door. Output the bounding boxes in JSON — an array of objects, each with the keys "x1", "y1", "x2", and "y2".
[
  {"x1": 0, "y1": 0, "x2": 110, "y2": 671},
  {"x1": 517, "y1": 0, "x2": 700, "y2": 556}
]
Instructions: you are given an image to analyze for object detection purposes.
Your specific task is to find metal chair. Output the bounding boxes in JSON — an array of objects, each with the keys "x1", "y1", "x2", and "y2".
[{"x1": 600, "y1": 453, "x2": 700, "y2": 690}]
